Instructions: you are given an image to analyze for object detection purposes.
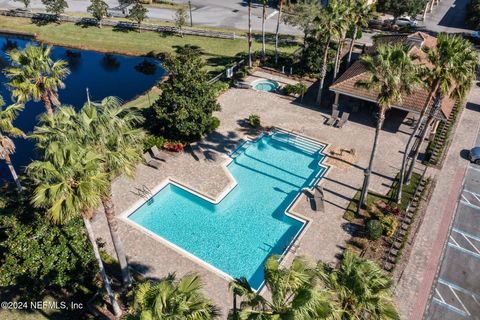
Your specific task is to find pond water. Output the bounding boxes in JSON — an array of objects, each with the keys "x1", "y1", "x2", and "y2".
[{"x1": 0, "y1": 34, "x2": 167, "y2": 182}]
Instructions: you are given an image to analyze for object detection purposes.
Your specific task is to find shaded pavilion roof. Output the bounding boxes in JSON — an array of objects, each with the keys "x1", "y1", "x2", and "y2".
[{"x1": 330, "y1": 32, "x2": 456, "y2": 120}]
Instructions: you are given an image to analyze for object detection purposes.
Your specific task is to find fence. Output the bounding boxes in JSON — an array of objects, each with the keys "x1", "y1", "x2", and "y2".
[
  {"x1": 0, "y1": 9, "x2": 243, "y2": 40},
  {"x1": 208, "y1": 59, "x2": 245, "y2": 85}
]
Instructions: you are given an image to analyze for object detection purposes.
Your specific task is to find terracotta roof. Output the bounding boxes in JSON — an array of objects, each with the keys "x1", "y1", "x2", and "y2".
[{"x1": 330, "y1": 33, "x2": 455, "y2": 120}]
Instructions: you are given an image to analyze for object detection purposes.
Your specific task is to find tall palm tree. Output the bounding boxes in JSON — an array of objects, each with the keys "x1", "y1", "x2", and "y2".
[
  {"x1": 229, "y1": 255, "x2": 334, "y2": 319},
  {"x1": 261, "y1": 0, "x2": 268, "y2": 60},
  {"x1": 346, "y1": 0, "x2": 375, "y2": 66},
  {"x1": 4, "y1": 45, "x2": 70, "y2": 116},
  {"x1": 404, "y1": 33, "x2": 479, "y2": 184},
  {"x1": 355, "y1": 44, "x2": 419, "y2": 210},
  {"x1": 315, "y1": 0, "x2": 345, "y2": 105},
  {"x1": 31, "y1": 97, "x2": 145, "y2": 288},
  {"x1": 332, "y1": 1, "x2": 350, "y2": 79},
  {"x1": 79, "y1": 97, "x2": 144, "y2": 287},
  {"x1": 248, "y1": 0, "x2": 253, "y2": 67},
  {"x1": 318, "y1": 251, "x2": 400, "y2": 319},
  {"x1": 274, "y1": 0, "x2": 284, "y2": 65},
  {"x1": 131, "y1": 273, "x2": 219, "y2": 319},
  {"x1": 0, "y1": 96, "x2": 24, "y2": 191},
  {"x1": 28, "y1": 138, "x2": 122, "y2": 318}
]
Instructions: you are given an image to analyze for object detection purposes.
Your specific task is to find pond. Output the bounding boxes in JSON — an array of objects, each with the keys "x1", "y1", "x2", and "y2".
[{"x1": 0, "y1": 34, "x2": 167, "y2": 182}]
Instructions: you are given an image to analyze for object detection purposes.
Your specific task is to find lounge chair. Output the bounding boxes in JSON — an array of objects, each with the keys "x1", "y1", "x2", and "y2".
[
  {"x1": 325, "y1": 109, "x2": 340, "y2": 126},
  {"x1": 233, "y1": 80, "x2": 251, "y2": 89},
  {"x1": 311, "y1": 186, "x2": 325, "y2": 212},
  {"x1": 143, "y1": 152, "x2": 161, "y2": 169},
  {"x1": 150, "y1": 145, "x2": 163, "y2": 160},
  {"x1": 336, "y1": 112, "x2": 350, "y2": 128}
]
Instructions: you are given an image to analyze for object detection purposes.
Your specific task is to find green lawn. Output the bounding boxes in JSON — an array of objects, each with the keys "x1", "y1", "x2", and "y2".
[{"x1": 0, "y1": 16, "x2": 299, "y2": 72}]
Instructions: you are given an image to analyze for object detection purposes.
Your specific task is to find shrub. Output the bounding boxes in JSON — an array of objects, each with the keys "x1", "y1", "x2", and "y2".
[
  {"x1": 380, "y1": 215, "x2": 398, "y2": 238},
  {"x1": 283, "y1": 83, "x2": 308, "y2": 99},
  {"x1": 143, "y1": 135, "x2": 165, "y2": 152},
  {"x1": 212, "y1": 81, "x2": 230, "y2": 96},
  {"x1": 207, "y1": 116, "x2": 221, "y2": 133},
  {"x1": 366, "y1": 219, "x2": 383, "y2": 240},
  {"x1": 248, "y1": 114, "x2": 261, "y2": 128},
  {"x1": 164, "y1": 142, "x2": 184, "y2": 152}
]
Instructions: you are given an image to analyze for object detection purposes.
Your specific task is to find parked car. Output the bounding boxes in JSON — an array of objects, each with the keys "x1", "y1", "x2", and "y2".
[
  {"x1": 469, "y1": 147, "x2": 480, "y2": 164},
  {"x1": 394, "y1": 16, "x2": 417, "y2": 27}
]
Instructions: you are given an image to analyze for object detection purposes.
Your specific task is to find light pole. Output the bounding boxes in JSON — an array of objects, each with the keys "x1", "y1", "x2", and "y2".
[{"x1": 188, "y1": 0, "x2": 193, "y2": 27}]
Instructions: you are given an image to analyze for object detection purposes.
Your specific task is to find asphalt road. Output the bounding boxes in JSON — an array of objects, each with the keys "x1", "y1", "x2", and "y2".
[
  {"x1": 419, "y1": 0, "x2": 474, "y2": 33},
  {"x1": 0, "y1": 0, "x2": 302, "y2": 35}
]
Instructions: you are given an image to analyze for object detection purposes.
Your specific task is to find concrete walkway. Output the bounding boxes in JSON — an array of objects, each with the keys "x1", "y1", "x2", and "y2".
[{"x1": 394, "y1": 79, "x2": 480, "y2": 319}]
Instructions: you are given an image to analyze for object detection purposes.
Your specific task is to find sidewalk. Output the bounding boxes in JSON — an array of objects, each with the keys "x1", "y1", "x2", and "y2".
[{"x1": 394, "y1": 82, "x2": 480, "y2": 319}]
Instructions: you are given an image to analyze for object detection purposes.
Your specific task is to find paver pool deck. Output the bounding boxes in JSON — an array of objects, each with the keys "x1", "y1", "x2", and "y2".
[{"x1": 92, "y1": 70, "x2": 419, "y2": 317}]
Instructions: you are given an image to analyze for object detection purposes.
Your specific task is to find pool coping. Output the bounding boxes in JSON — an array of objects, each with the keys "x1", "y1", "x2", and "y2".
[{"x1": 118, "y1": 127, "x2": 332, "y2": 291}]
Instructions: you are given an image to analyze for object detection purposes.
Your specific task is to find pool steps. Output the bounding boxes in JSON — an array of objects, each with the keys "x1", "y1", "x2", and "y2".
[{"x1": 271, "y1": 132, "x2": 325, "y2": 155}]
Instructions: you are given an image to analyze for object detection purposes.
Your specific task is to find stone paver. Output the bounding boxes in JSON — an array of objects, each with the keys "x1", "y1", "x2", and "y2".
[
  {"x1": 394, "y1": 78, "x2": 480, "y2": 319},
  {"x1": 92, "y1": 70, "x2": 419, "y2": 317}
]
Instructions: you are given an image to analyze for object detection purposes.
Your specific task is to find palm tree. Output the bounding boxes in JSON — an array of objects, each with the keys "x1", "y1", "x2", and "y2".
[
  {"x1": 404, "y1": 33, "x2": 479, "y2": 184},
  {"x1": 0, "y1": 96, "x2": 24, "y2": 191},
  {"x1": 79, "y1": 97, "x2": 144, "y2": 287},
  {"x1": 31, "y1": 97, "x2": 145, "y2": 288},
  {"x1": 346, "y1": 0, "x2": 375, "y2": 66},
  {"x1": 28, "y1": 137, "x2": 122, "y2": 318},
  {"x1": 248, "y1": 0, "x2": 253, "y2": 67},
  {"x1": 318, "y1": 251, "x2": 400, "y2": 319},
  {"x1": 332, "y1": 1, "x2": 351, "y2": 79},
  {"x1": 315, "y1": 0, "x2": 345, "y2": 105},
  {"x1": 261, "y1": 0, "x2": 268, "y2": 60},
  {"x1": 274, "y1": 0, "x2": 284, "y2": 65},
  {"x1": 5, "y1": 45, "x2": 70, "y2": 116},
  {"x1": 355, "y1": 44, "x2": 419, "y2": 210},
  {"x1": 131, "y1": 273, "x2": 219, "y2": 319},
  {"x1": 229, "y1": 255, "x2": 334, "y2": 319}
]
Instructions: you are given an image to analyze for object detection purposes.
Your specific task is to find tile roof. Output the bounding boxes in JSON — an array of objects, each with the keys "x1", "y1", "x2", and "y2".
[{"x1": 330, "y1": 32, "x2": 455, "y2": 120}]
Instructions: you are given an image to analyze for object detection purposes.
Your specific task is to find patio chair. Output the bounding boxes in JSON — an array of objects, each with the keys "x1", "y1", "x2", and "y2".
[
  {"x1": 325, "y1": 109, "x2": 340, "y2": 126},
  {"x1": 150, "y1": 145, "x2": 163, "y2": 160},
  {"x1": 312, "y1": 185, "x2": 325, "y2": 212},
  {"x1": 143, "y1": 152, "x2": 162, "y2": 169},
  {"x1": 336, "y1": 112, "x2": 350, "y2": 128},
  {"x1": 233, "y1": 80, "x2": 251, "y2": 89}
]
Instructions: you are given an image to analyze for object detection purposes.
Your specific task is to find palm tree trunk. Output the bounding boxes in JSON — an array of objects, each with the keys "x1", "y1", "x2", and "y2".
[
  {"x1": 262, "y1": 2, "x2": 266, "y2": 60},
  {"x1": 333, "y1": 39, "x2": 343, "y2": 79},
  {"x1": 4, "y1": 154, "x2": 22, "y2": 191},
  {"x1": 82, "y1": 216, "x2": 122, "y2": 318},
  {"x1": 358, "y1": 107, "x2": 385, "y2": 210},
  {"x1": 316, "y1": 37, "x2": 331, "y2": 105},
  {"x1": 102, "y1": 195, "x2": 132, "y2": 287},
  {"x1": 396, "y1": 84, "x2": 438, "y2": 201},
  {"x1": 346, "y1": 25, "x2": 357, "y2": 65},
  {"x1": 274, "y1": 0, "x2": 284, "y2": 65},
  {"x1": 41, "y1": 93, "x2": 53, "y2": 116},
  {"x1": 248, "y1": 0, "x2": 253, "y2": 67},
  {"x1": 397, "y1": 113, "x2": 425, "y2": 203},
  {"x1": 405, "y1": 83, "x2": 441, "y2": 184}
]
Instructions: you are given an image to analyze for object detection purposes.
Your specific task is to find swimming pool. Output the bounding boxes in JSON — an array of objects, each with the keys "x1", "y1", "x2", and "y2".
[
  {"x1": 128, "y1": 131, "x2": 328, "y2": 289},
  {"x1": 252, "y1": 79, "x2": 280, "y2": 92}
]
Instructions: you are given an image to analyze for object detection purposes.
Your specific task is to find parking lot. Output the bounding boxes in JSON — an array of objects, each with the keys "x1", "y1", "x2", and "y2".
[{"x1": 425, "y1": 162, "x2": 480, "y2": 319}]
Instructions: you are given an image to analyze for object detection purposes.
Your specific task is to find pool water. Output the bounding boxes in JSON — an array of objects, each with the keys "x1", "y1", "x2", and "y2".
[
  {"x1": 253, "y1": 79, "x2": 279, "y2": 92},
  {"x1": 128, "y1": 132, "x2": 327, "y2": 289}
]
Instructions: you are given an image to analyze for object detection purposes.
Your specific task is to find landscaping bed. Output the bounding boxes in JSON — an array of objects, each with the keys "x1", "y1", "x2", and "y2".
[{"x1": 343, "y1": 172, "x2": 430, "y2": 271}]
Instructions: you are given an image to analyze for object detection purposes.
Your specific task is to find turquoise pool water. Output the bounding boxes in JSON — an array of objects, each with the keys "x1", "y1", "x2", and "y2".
[
  {"x1": 128, "y1": 132, "x2": 327, "y2": 289},
  {"x1": 253, "y1": 79, "x2": 279, "y2": 92}
]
